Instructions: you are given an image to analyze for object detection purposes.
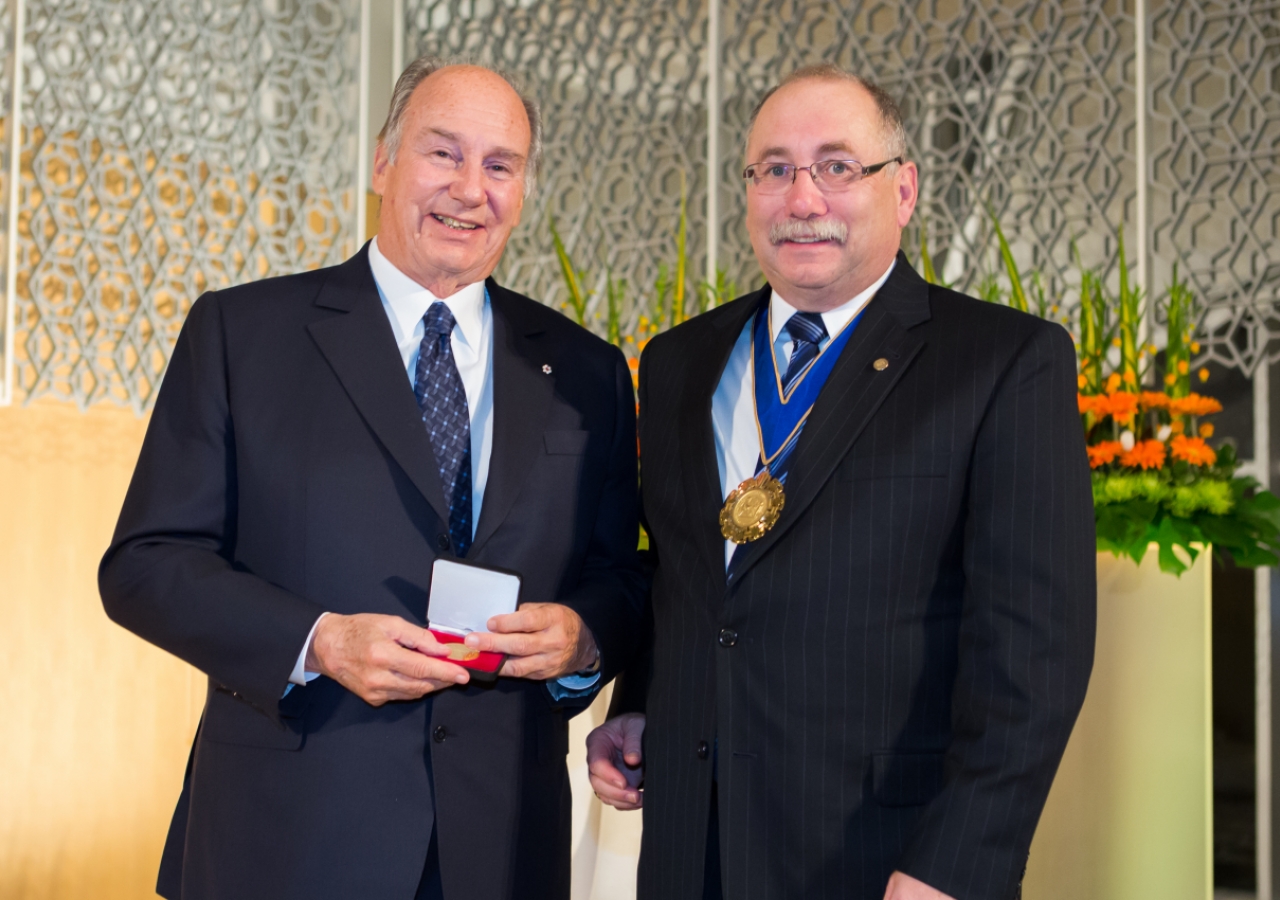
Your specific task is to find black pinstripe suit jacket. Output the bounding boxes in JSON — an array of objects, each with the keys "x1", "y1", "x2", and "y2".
[{"x1": 619, "y1": 255, "x2": 1096, "y2": 900}]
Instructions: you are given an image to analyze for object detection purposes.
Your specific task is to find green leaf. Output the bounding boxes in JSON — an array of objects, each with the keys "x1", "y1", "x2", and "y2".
[
  {"x1": 1096, "y1": 501, "x2": 1158, "y2": 564},
  {"x1": 548, "y1": 214, "x2": 589, "y2": 325},
  {"x1": 987, "y1": 206, "x2": 1029, "y2": 313},
  {"x1": 1153, "y1": 516, "x2": 1190, "y2": 576},
  {"x1": 672, "y1": 171, "x2": 688, "y2": 327},
  {"x1": 920, "y1": 225, "x2": 940, "y2": 285}
]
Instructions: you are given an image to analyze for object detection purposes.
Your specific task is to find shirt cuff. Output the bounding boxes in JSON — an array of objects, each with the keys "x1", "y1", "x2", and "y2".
[
  {"x1": 547, "y1": 669, "x2": 602, "y2": 701},
  {"x1": 289, "y1": 613, "x2": 329, "y2": 687}
]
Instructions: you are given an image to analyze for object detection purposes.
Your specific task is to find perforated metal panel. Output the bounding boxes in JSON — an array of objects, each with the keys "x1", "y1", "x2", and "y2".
[
  {"x1": 718, "y1": 0, "x2": 1137, "y2": 310},
  {"x1": 0, "y1": 0, "x2": 1274, "y2": 404},
  {"x1": 1149, "y1": 0, "x2": 1280, "y2": 374},
  {"x1": 404, "y1": 0, "x2": 708, "y2": 338},
  {"x1": 0, "y1": 0, "x2": 14, "y2": 404},
  {"x1": 8, "y1": 0, "x2": 360, "y2": 410},
  {"x1": 403, "y1": 0, "x2": 1280, "y2": 379}
]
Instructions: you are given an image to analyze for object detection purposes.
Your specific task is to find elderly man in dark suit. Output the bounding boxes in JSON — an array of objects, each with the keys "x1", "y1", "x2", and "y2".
[
  {"x1": 588, "y1": 64, "x2": 1095, "y2": 900},
  {"x1": 100, "y1": 57, "x2": 644, "y2": 900}
]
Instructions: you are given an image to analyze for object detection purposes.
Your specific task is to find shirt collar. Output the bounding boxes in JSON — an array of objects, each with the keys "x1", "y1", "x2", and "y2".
[
  {"x1": 769, "y1": 258, "x2": 897, "y2": 345},
  {"x1": 368, "y1": 236, "x2": 487, "y2": 349}
]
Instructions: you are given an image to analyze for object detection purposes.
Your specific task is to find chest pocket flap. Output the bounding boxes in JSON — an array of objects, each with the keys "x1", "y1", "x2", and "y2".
[{"x1": 544, "y1": 429, "x2": 590, "y2": 455}]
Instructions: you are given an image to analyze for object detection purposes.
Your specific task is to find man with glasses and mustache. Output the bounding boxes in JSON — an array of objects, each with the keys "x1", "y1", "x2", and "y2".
[{"x1": 588, "y1": 65, "x2": 1096, "y2": 900}]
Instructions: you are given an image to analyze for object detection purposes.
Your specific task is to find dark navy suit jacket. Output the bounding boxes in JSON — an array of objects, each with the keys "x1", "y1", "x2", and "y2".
[{"x1": 100, "y1": 244, "x2": 645, "y2": 900}]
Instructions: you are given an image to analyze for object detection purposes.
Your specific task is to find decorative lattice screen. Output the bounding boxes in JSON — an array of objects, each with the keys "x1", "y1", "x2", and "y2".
[
  {"x1": 405, "y1": 0, "x2": 1279, "y2": 377},
  {"x1": 0, "y1": 0, "x2": 13, "y2": 404},
  {"x1": 404, "y1": 0, "x2": 708, "y2": 343},
  {"x1": 717, "y1": 0, "x2": 1137, "y2": 313},
  {"x1": 0, "y1": 0, "x2": 1275, "y2": 409},
  {"x1": 5, "y1": 0, "x2": 360, "y2": 410},
  {"x1": 1149, "y1": 0, "x2": 1280, "y2": 374}
]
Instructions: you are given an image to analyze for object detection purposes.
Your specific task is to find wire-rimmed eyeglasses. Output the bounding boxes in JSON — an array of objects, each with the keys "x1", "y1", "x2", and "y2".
[{"x1": 741, "y1": 157, "x2": 903, "y2": 194}]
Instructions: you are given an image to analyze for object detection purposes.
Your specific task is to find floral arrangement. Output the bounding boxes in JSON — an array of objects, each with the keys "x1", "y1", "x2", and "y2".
[{"x1": 924, "y1": 221, "x2": 1280, "y2": 575}]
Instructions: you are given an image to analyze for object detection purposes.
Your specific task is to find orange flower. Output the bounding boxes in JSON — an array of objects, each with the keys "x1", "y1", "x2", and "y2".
[
  {"x1": 1078, "y1": 393, "x2": 1101, "y2": 416},
  {"x1": 627, "y1": 356, "x2": 640, "y2": 389},
  {"x1": 1087, "y1": 441, "x2": 1125, "y2": 468},
  {"x1": 1170, "y1": 435, "x2": 1217, "y2": 466},
  {"x1": 1167, "y1": 393, "x2": 1223, "y2": 417},
  {"x1": 1199, "y1": 423, "x2": 1215, "y2": 438},
  {"x1": 1105, "y1": 373, "x2": 1123, "y2": 393},
  {"x1": 1094, "y1": 391, "x2": 1140, "y2": 424},
  {"x1": 1120, "y1": 439, "x2": 1167, "y2": 470},
  {"x1": 1139, "y1": 391, "x2": 1170, "y2": 410}
]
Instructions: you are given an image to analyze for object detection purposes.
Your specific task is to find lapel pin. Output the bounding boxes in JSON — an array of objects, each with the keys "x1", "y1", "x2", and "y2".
[
  {"x1": 542, "y1": 364, "x2": 553, "y2": 374},
  {"x1": 873, "y1": 358, "x2": 889, "y2": 371}
]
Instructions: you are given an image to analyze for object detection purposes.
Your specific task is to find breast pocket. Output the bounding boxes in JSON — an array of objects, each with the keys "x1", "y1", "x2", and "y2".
[{"x1": 544, "y1": 429, "x2": 590, "y2": 455}]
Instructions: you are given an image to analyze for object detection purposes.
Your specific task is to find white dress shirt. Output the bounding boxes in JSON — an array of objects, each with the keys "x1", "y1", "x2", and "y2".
[
  {"x1": 711, "y1": 260, "x2": 896, "y2": 567},
  {"x1": 289, "y1": 238, "x2": 597, "y2": 696}
]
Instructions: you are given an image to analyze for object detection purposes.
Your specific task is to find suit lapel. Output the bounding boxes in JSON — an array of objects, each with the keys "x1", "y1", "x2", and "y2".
[
  {"x1": 676, "y1": 289, "x2": 767, "y2": 582},
  {"x1": 728, "y1": 256, "x2": 932, "y2": 585},
  {"x1": 468, "y1": 281, "x2": 555, "y2": 556},
  {"x1": 306, "y1": 245, "x2": 452, "y2": 527}
]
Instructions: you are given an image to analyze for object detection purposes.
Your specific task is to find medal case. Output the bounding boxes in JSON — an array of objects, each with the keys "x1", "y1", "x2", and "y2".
[{"x1": 427, "y1": 557, "x2": 522, "y2": 682}]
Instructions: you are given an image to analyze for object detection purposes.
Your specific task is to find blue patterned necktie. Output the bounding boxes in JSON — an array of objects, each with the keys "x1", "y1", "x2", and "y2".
[
  {"x1": 729, "y1": 311, "x2": 827, "y2": 569},
  {"x1": 757, "y1": 311, "x2": 828, "y2": 479},
  {"x1": 415, "y1": 302, "x2": 473, "y2": 557},
  {"x1": 779, "y1": 312, "x2": 828, "y2": 398}
]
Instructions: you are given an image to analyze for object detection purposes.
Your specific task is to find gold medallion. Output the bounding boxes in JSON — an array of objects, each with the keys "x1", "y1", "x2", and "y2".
[
  {"x1": 719, "y1": 471, "x2": 785, "y2": 544},
  {"x1": 446, "y1": 644, "x2": 480, "y2": 662}
]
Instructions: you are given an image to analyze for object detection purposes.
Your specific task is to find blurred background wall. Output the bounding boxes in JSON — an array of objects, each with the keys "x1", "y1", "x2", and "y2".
[{"x1": 0, "y1": 1, "x2": 1277, "y2": 897}]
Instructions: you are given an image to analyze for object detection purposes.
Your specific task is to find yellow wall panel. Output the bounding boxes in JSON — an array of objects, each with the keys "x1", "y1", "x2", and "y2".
[{"x1": 0, "y1": 403, "x2": 203, "y2": 900}]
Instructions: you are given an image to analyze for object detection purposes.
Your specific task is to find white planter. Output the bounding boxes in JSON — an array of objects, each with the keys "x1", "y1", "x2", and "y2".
[{"x1": 1024, "y1": 548, "x2": 1213, "y2": 900}]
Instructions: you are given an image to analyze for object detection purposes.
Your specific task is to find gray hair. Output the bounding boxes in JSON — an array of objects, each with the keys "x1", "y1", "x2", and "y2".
[
  {"x1": 377, "y1": 55, "x2": 544, "y2": 197},
  {"x1": 746, "y1": 64, "x2": 909, "y2": 162}
]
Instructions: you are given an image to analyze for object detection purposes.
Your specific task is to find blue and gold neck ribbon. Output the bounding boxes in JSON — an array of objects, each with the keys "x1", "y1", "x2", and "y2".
[{"x1": 752, "y1": 301, "x2": 865, "y2": 480}]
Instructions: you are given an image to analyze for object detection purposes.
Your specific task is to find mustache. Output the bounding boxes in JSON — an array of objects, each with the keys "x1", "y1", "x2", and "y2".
[{"x1": 769, "y1": 219, "x2": 848, "y2": 245}]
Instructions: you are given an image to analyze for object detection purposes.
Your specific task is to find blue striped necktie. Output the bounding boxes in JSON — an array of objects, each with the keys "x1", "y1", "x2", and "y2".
[
  {"x1": 779, "y1": 311, "x2": 828, "y2": 398},
  {"x1": 759, "y1": 311, "x2": 828, "y2": 480},
  {"x1": 414, "y1": 302, "x2": 473, "y2": 558},
  {"x1": 728, "y1": 311, "x2": 827, "y2": 569}
]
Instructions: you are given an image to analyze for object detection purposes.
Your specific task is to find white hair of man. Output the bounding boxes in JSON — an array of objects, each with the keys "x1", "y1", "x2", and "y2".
[{"x1": 377, "y1": 54, "x2": 544, "y2": 198}]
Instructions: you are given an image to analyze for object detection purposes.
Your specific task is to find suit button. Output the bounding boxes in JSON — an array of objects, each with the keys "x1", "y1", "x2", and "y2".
[
  {"x1": 432, "y1": 725, "x2": 448, "y2": 743},
  {"x1": 718, "y1": 628, "x2": 738, "y2": 648},
  {"x1": 436, "y1": 534, "x2": 451, "y2": 552},
  {"x1": 696, "y1": 740, "x2": 710, "y2": 760}
]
